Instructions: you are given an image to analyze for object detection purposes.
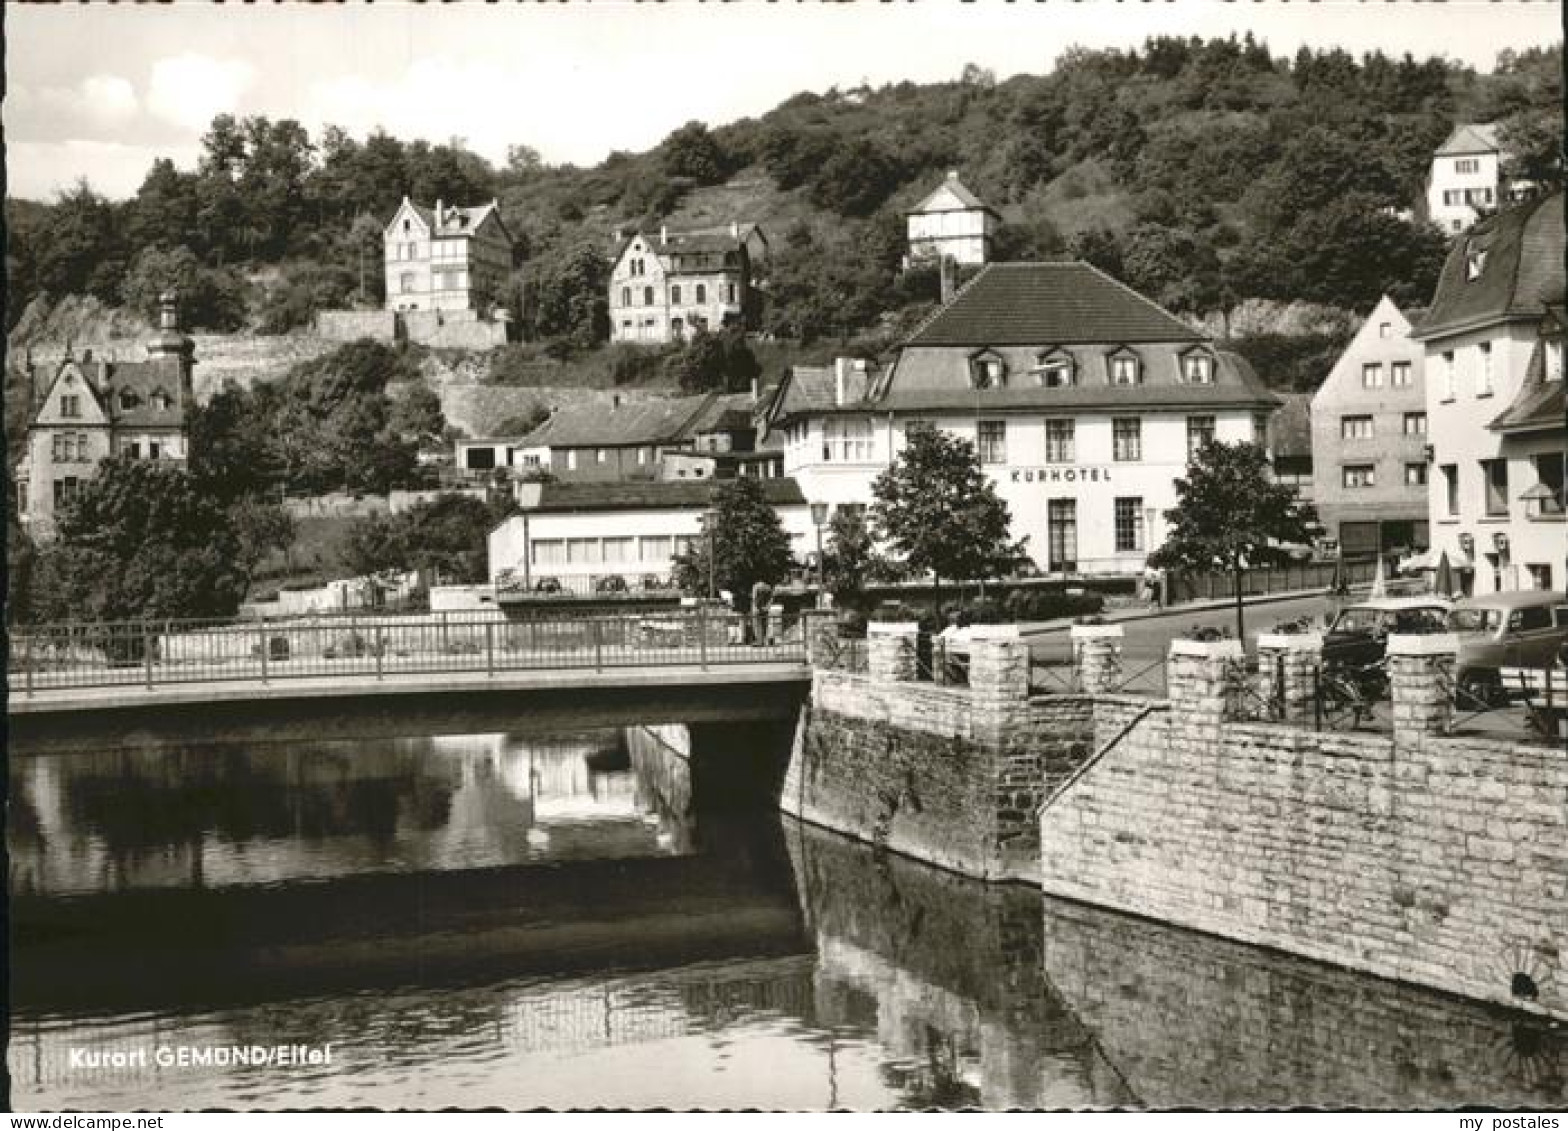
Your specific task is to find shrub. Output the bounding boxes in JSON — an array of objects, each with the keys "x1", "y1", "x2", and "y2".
[
  {"x1": 1003, "y1": 588, "x2": 1105, "y2": 621},
  {"x1": 836, "y1": 609, "x2": 868, "y2": 639}
]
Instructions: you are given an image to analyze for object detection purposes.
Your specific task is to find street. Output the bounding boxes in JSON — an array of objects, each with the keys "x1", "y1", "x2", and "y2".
[{"x1": 1022, "y1": 592, "x2": 1336, "y2": 664}]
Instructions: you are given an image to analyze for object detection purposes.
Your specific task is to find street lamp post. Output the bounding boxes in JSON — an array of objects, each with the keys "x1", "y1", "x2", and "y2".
[
  {"x1": 706, "y1": 507, "x2": 717, "y2": 601},
  {"x1": 810, "y1": 502, "x2": 830, "y2": 609}
]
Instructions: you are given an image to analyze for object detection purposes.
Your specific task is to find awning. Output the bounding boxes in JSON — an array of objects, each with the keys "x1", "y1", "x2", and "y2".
[{"x1": 1397, "y1": 549, "x2": 1436, "y2": 573}]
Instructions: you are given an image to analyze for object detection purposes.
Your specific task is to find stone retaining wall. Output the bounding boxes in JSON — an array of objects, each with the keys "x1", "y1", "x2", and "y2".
[
  {"x1": 1038, "y1": 636, "x2": 1567, "y2": 1021},
  {"x1": 794, "y1": 627, "x2": 1565, "y2": 1021},
  {"x1": 783, "y1": 625, "x2": 1101, "y2": 882}
]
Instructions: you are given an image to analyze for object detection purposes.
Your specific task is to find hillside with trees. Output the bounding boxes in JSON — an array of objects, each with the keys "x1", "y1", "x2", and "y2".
[{"x1": 6, "y1": 38, "x2": 1560, "y2": 392}]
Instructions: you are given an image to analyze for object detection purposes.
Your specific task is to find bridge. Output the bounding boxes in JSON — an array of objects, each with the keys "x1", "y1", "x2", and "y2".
[{"x1": 8, "y1": 608, "x2": 814, "y2": 734}]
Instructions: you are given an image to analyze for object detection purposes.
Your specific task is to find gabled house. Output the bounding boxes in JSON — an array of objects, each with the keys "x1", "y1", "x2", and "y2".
[
  {"x1": 1414, "y1": 190, "x2": 1565, "y2": 595},
  {"x1": 1426, "y1": 123, "x2": 1518, "y2": 236},
  {"x1": 765, "y1": 262, "x2": 1279, "y2": 578},
  {"x1": 607, "y1": 223, "x2": 766, "y2": 344},
  {"x1": 384, "y1": 196, "x2": 515, "y2": 314},
  {"x1": 14, "y1": 292, "x2": 196, "y2": 539},
  {"x1": 905, "y1": 171, "x2": 999, "y2": 268},
  {"x1": 1309, "y1": 296, "x2": 1430, "y2": 562}
]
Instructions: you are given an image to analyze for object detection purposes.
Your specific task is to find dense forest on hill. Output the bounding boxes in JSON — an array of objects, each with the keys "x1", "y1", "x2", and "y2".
[{"x1": 5, "y1": 37, "x2": 1561, "y2": 384}]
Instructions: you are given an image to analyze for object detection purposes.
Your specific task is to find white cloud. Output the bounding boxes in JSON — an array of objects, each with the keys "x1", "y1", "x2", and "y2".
[
  {"x1": 147, "y1": 54, "x2": 254, "y2": 132},
  {"x1": 81, "y1": 75, "x2": 138, "y2": 123},
  {"x1": 5, "y1": 139, "x2": 201, "y2": 201}
]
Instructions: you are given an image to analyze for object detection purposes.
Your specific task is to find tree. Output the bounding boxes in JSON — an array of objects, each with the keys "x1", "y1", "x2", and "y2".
[
  {"x1": 228, "y1": 497, "x2": 297, "y2": 586},
  {"x1": 38, "y1": 457, "x2": 248, "y2": 622},
  {"x1": 528, "y1": 240, "x2": 610, "y2": 349},
  {"x1": 664, "y1": 326, "x2": 760, "y2": 393},
  {"x1": 672, "y1": 478, "x2": 793, "y2": 604},
  {"x1": 660, "y1": 121, "x2": 730, "y2": 185},
  {"x1": 120, "y1": 245, "x2": 247, "y2": 331},
  {"x1": 188, "y1": 381, "x2": 278, "y2": 504},
  {"x1": 821, "y1": 507, "x2": 879, "y2": 605},
  {"x1": 397, "y1": 493, "x2": 498, "y2": 584},
  {"x1": 338, "y1": 512, "x2": 409, "y2": 580},
  {"x1": 870, "y1": 423, "x2": 1026, "y2": 607},
  {"x1": 389, "y1": 382, "x2": 447, "y2": 450},
  {"x1": 1146, "y1": 440, "x2": 1318, "y2": 640}
]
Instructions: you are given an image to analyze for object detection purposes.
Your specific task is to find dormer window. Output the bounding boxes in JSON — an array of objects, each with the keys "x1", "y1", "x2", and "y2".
[
  {"x1": 1108, "y1": 350, "x2": 1141, "y2": 387},
  {"x1": 118, "y1": 390, "x2": 139, "y2": 411},
  {"x1": 968, "y1": 350, "x2": 1006, "y2": 390},
  {"x1": 1181, "y1": 351, "x2": 1215, "y2": 384},
  {"x1": 1465, "y1": 245, "x2": 1488, "y2": 281},
  {"x1": 150, "y1": 391, "x2": 171, "y2": 411},
  {"x1": 1033, "y1": 350, "x2": 1075, "y2": 388}
]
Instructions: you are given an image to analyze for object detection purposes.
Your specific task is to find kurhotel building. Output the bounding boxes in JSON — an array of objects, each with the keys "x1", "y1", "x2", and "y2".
[
  {"x1": 764, "y1": 262, "x2": 1280, "y2": 577},
  {"x1": 1415, "y1": 191, "x2": 1565, "y2": 596}
]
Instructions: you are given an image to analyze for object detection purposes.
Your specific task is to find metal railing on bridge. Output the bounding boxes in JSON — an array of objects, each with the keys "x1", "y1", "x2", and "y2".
[{"x1": 9, "y1": 608, "x2": 816, "y2": 695}]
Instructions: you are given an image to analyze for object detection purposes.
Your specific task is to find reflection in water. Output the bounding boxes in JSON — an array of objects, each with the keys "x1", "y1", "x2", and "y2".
[
  {"x1": 9, "y1": 732, "x2": 684, "y2": 897},
  {"x1": 8, "y1": 729, "x2": 1563, "y2": 1111}
]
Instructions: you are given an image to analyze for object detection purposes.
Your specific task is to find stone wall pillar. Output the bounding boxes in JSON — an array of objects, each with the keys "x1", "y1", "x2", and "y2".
[
  {"x1": 1167, "y1": 639, "x2": 1244, "y2": 732},
  {"x1": 1387, "y1": 633, "x2": 1458, "y2": 744},
  {"x1": 804, "y1": 612, "x2": 840, "y2": 668},
  {"x1": 867, "y1": 621, "x2": 918, "y2": 683},
  {"x1": 970, "y1": 625, "x2": 1031, "y2": 743},
  {"x1": 1254, "y1": 632, "x2": 1323, "y2": 722},
  {"x1": 1069, "y1": 624, "x2": 1125, "y2": 694}
]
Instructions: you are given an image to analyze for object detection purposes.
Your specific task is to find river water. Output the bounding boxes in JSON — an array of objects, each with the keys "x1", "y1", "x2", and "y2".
[{"x1": 8, "y1": 725, "x2": 1563, "y2": 1111}]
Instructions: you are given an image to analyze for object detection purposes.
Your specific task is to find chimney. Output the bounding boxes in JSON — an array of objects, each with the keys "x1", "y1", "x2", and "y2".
[
  {"x1": 939, "y1": 255, "x2": 956, "y2": 305},
  {"x1": 660, "y1": 224, "x2": 668, "y2": 245},
  {"x1": 730, "y1": 220, "x2": 740, "y2": 240},
  {"x1": 436, "y1": 198, "x2": 445, "y2": 228},
  {"x1": 749, "y1": 376, "x2": 759, "y2": 406},
  {"x1": 82, "y1": 348, "x2": 93, "y2": 363},
  {"x1": 834, "y1": 357, "x2": 848, "y2": 407},
  {"x1": 948, "y1": 169, "x2": 959, "y2": 180}
]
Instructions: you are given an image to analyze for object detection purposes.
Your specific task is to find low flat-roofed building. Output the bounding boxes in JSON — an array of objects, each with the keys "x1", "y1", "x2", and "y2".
[{"x1": 489, "y1": 478, "x2": 812, "y2": 595}]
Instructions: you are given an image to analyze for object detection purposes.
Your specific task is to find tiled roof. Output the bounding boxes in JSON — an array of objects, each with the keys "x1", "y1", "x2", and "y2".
[
  {"x1": 104, "y1": 359, "x2": 186, "y2": 428},
  {"x1": 1268, "y1": 392, "x2": 1314, "y2": 459},
  {"x1": 29, "y1": 356, "x2": 186, "y2": 429},
  {"x1": 870, "y1": 344, "x2": 1274, "y2": 413},
  {"x1": 906, "y1": 262, "x2": 1205, "y2": 347},
  {"x1": 768, "y1": 364, "x2": 880, "y2": 423},
  {"x1": 1414, "y1": 191, "x2": 1565, "y2": 341},
  {"x1": 529, "y1": 478, "x2": 806, "y2": 514},
  {"x1": 397, "y1": 198, "x2": 509, "y2": 243},
  {"x1": 520, "y1": 396, "x2": 711, "y2": 449},
  {"x1": 1435, "y1": 122, "x2": 1502, "y2": 157},
  {"x1": 1489, "y1": 341, "x2": 1565, "y2": 434},
  {"x1": 686, "y1": 392, "x2": 760, "y2": 435},
  {"x1": 910, "y1": 172, "x2": 997, "y2": 216}
]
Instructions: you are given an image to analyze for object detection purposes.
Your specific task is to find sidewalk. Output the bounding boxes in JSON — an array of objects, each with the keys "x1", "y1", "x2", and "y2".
[{"x1": 1019, "y1": 585, "x2": 1334, "y2": 636}]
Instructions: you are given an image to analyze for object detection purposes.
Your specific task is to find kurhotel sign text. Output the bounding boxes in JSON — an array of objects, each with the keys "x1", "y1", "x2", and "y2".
[{"x1": 1008, "y1": 466, "x2": 1116, "y2": 486}]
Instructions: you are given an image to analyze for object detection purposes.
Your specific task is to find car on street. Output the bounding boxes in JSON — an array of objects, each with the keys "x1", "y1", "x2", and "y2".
[
  {"x1": 1321, "y1": 596, "x2": 1453, "y2": 671},
  {"x1": 1448, "y1": 591, "x2": 1568, "y2": 704}
]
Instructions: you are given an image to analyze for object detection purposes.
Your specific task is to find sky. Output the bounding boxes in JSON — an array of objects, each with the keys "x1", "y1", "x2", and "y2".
[{"x1": 4, "y1": 1, "x2": 1562, "y2": 202}]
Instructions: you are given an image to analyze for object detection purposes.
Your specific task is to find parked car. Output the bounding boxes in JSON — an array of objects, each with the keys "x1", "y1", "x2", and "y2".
[
  {"x1": 1321, "y1": 596, "x2": 1454, "y2": 671},
  {"x1": 595, "y1": 574, "x2": 629, "y2": 594},
  {"x1": 1448, "y1": 591, "x2": 1568, "y2": 704},
  {"x1": 533, "y1": 576, "x2": 563, "y2": 595}
]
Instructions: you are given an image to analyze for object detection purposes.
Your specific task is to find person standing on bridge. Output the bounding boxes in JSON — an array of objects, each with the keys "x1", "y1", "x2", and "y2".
[{"x1": 751, "y1": 580, "x2": 773, "y2": 647}]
